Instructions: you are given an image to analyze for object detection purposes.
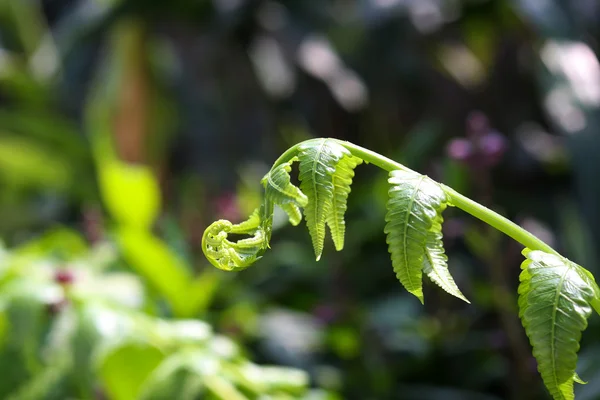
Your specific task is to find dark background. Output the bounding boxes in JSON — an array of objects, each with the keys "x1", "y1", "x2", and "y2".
[{"x1": 2, "y1": 0, "x2": 600, "y2": 399}]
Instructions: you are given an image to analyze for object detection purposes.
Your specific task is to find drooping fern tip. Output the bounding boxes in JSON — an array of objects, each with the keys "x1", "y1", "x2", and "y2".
[{"x1": 202, "y1": 137, "x2": 600, "y2": 400}]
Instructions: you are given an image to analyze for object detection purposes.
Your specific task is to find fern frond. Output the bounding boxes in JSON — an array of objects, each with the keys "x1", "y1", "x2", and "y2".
[
  {"x1": 202, "y1": 203, "x2": 273, "y2": 271},
  {"x1": 422, "y1": 206, "x2": 469, "y2": 303},
  {"x1": 262, "y1": 157, "x2": 308, "y2": 226},
  {"x1": 297, "y1": 139, "x2": 352, "y2": 260},
  {"x1": 518, "y1": 249, "x2": 600, "y2": 400},
  {"x1": 385, "y1": 171, "x2": 447, "y2": 304},
  {"x1": 201, "y1": 137, "x2": 600, "y2": 400},
  {"x1": 327, "y1": 154, "x2": 362, "y2": 251}
]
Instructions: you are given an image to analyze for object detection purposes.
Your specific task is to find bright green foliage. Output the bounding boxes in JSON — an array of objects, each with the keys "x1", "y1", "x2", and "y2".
[
  {"x1": 297, "y1": 139, "x2": 353, "y2": 260},
  {"x1": 98, "y1": 160, "x2": 161, "y2": 230},
  {"x1": 327, "y1": 154, "x2": 362, "y2": 251},
  {"x1": 203, "y1": 205, "x2": 272, "y2": 272},
  {"x1": 261, "y1": 157, "x2": 308, "y2": 226},
  {"x1": 203, "y1": 138, "x2": 600, "y2": 399},
  {"x1": 518, "y1": 250, "x2": 600, "y2": 400},
  {"x1": 423, "y1": 203, "x2": 469, "y2": 303},
  {"x1": 0, "y1": 238, "x2": 330, "y2": 400},
  {"x1": 384, "y1": 171, "x2": 448, "y2": 304}
]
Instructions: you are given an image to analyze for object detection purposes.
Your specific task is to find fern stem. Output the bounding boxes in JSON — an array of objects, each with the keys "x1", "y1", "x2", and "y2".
[
  {"x1": 441, "y1": 186, "x2": 559, "y2": 256},
  {"x1": 272, "y1": 145, "x2": 301, "y2": 168},
  {"x1": 331, "y1": 139, "x2": 560, "y2": 256}
]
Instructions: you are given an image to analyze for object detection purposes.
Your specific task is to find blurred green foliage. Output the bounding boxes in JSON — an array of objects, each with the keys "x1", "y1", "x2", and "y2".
[
  {"x1": 2, "y1": 0, "x2": 600, "y2": 399},
  {"x1": 0, "y1": 233, "x2": 335, "y2": 399}
]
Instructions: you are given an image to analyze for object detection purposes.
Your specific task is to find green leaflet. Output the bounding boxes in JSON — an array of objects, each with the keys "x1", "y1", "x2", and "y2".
[
  {"x1": 384, "y1": 171, "x2": 447, "y2": 304},
  {"x1": 423, "y1": 207, "x2": 469, "y2": 303},
  {"x1": 328, "y1": 154, "x2": 362, "y2": 251},
  {"x1": 261, "y1": 157, "x2": 308, "y2": 226},
  {"x1": 518, "y1": 250, "x2": 600, "y2": 400},
  {"x1": 297, "y1": 139, "x2": 353, "y2": 260}
]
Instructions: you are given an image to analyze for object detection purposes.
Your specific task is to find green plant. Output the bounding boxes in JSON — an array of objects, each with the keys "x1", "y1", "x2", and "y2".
[
  {"x1": 0, "y1": 232, "x2": 336, "y2": 400},
  {"x1": 203, "y1": 138, "x2": 600, "y2": 400}
]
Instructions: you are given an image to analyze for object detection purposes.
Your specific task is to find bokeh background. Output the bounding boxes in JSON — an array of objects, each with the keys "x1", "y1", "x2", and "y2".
[{"x1": 1, "y1": 0, "x2": 600, "y2": 399}]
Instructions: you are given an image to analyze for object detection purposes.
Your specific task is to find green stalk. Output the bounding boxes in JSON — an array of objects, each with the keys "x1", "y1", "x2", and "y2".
[
  {"x1": 270, "y1": 138, "x2": 558, "y2": 256},
  {"x1": 332, "y1": 139, "x2": 559, "y2": 256}
]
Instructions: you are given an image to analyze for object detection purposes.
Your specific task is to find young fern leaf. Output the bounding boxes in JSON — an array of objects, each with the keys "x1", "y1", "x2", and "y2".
[
  {"x1": 203, "y1": 158, "x2": 309, "y2": 272},
  {"x1": 203, "y1": 138, "x2": 600, "y2": 399},
  {"x1": 202, "y1": 203, "x2": 273, "y2": 272},
  {"x1": 518, "y1": 249, "x2": 600, "y2": 400},
  {"x1": 261, "y1": 157, "x2": 308, "y2": 226},
  {"x1": 297, "y1": 139, "x2": 353, "y2": 260},
  {"x1": 423, "y1": 207, "x2": 470, "y2": 303},
  {"x1": 384, "y1": 171, "x2": 447, "y2": 304},
  {"x1": 328, "y1": 154, "x2": 362, "y2": 251}
]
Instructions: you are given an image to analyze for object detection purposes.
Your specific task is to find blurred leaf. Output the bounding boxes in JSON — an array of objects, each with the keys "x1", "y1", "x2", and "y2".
[
  {"x1": 0, "y1": 308, "x2": 7, "y2": 348},
  {"x1": 72, "y1": 272, "x2": 145, "y2": 310},
  {"x1": 0, "y1": 134, "x2": 72, "y2": 190},
  {"x1": 0, "y1": 109, "x2": 80, "y2": 148},
  {"x1": 98, "y1": 341, "x2": 166, "y2": 400},
  {"x1": 14, "y1": 227, "x2": 88, "y2": 259},
  {"x1": 138, "y1": 351, "x2": 207, "y2": 400},
  {"x1": 328, "y1": 326, "x2": 360, "y2": 359},
  {"x1": 185, "y1": 269, "x2": 221, "y2": 316},
  {"x1": 0, "y1": 280, "x2": 58, "y2": 397},
  {"x1": 99, "y1": 160, "x2": 161, "y2": 230},
  {"x1": 117, "y1": 227, "x2": 220, "y2": 317},
  {"x1": 236, "y1": 363, "x2": 309, "y2": 396},
  {"x1": 116, "y1": 228, "x2": 190, "y2": 316}
]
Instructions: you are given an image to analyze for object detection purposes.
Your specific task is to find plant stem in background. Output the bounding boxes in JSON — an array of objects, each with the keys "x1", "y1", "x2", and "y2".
[{"x1": 113, "y1": 20, "x2": 149, "y2": 164}]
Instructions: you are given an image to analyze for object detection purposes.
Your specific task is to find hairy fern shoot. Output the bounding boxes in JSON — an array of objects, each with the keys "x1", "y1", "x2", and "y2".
[{"x1": 202, "y1": 138, "x2": 600, "y2": 400}]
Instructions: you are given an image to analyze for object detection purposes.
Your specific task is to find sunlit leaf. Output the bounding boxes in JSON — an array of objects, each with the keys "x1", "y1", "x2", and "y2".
[{"x1": 98, "y1": 341, "x2": 165, "y2": 400}]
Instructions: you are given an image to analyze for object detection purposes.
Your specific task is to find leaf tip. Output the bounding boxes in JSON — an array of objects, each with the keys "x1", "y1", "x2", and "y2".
[
  {"x1": 409, "y1": 289, "x2": 424, "y2": 305},
  {"x1": 574, "y1": 372, "x2": 588, "y2": 385}
]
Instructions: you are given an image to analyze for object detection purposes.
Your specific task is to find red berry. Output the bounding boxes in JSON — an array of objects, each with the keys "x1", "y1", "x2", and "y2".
[{"x1": 55, "y1": 269, "x2": 74, "y2": 285}]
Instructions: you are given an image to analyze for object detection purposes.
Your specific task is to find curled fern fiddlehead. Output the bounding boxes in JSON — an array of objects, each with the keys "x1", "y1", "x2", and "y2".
[
  {"x1": 202, "y1": 206, "x2": 271, "y2": 272},
  {"x1": 202, "y1": 137, "x2": 600, "y2": 399}
]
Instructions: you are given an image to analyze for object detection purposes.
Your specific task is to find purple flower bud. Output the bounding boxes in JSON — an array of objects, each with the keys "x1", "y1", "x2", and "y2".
[
  {"x1": 313, "y1": 304, "x2": 338, "y2": 324},
  {"x1": 446, "y1": 138, "x2": 474, "y2": 162},
  {"x1": 466, "y1": 111, "x2": 489, "y2": 138},
  {"x1": 480, "y1": 131, "x2": 507, "y2": 166}
]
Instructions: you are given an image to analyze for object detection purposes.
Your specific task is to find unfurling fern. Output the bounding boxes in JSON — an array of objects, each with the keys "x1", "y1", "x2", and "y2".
[{"x1": 202, "y1": 138, "x2": 600, "y2": 400}]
